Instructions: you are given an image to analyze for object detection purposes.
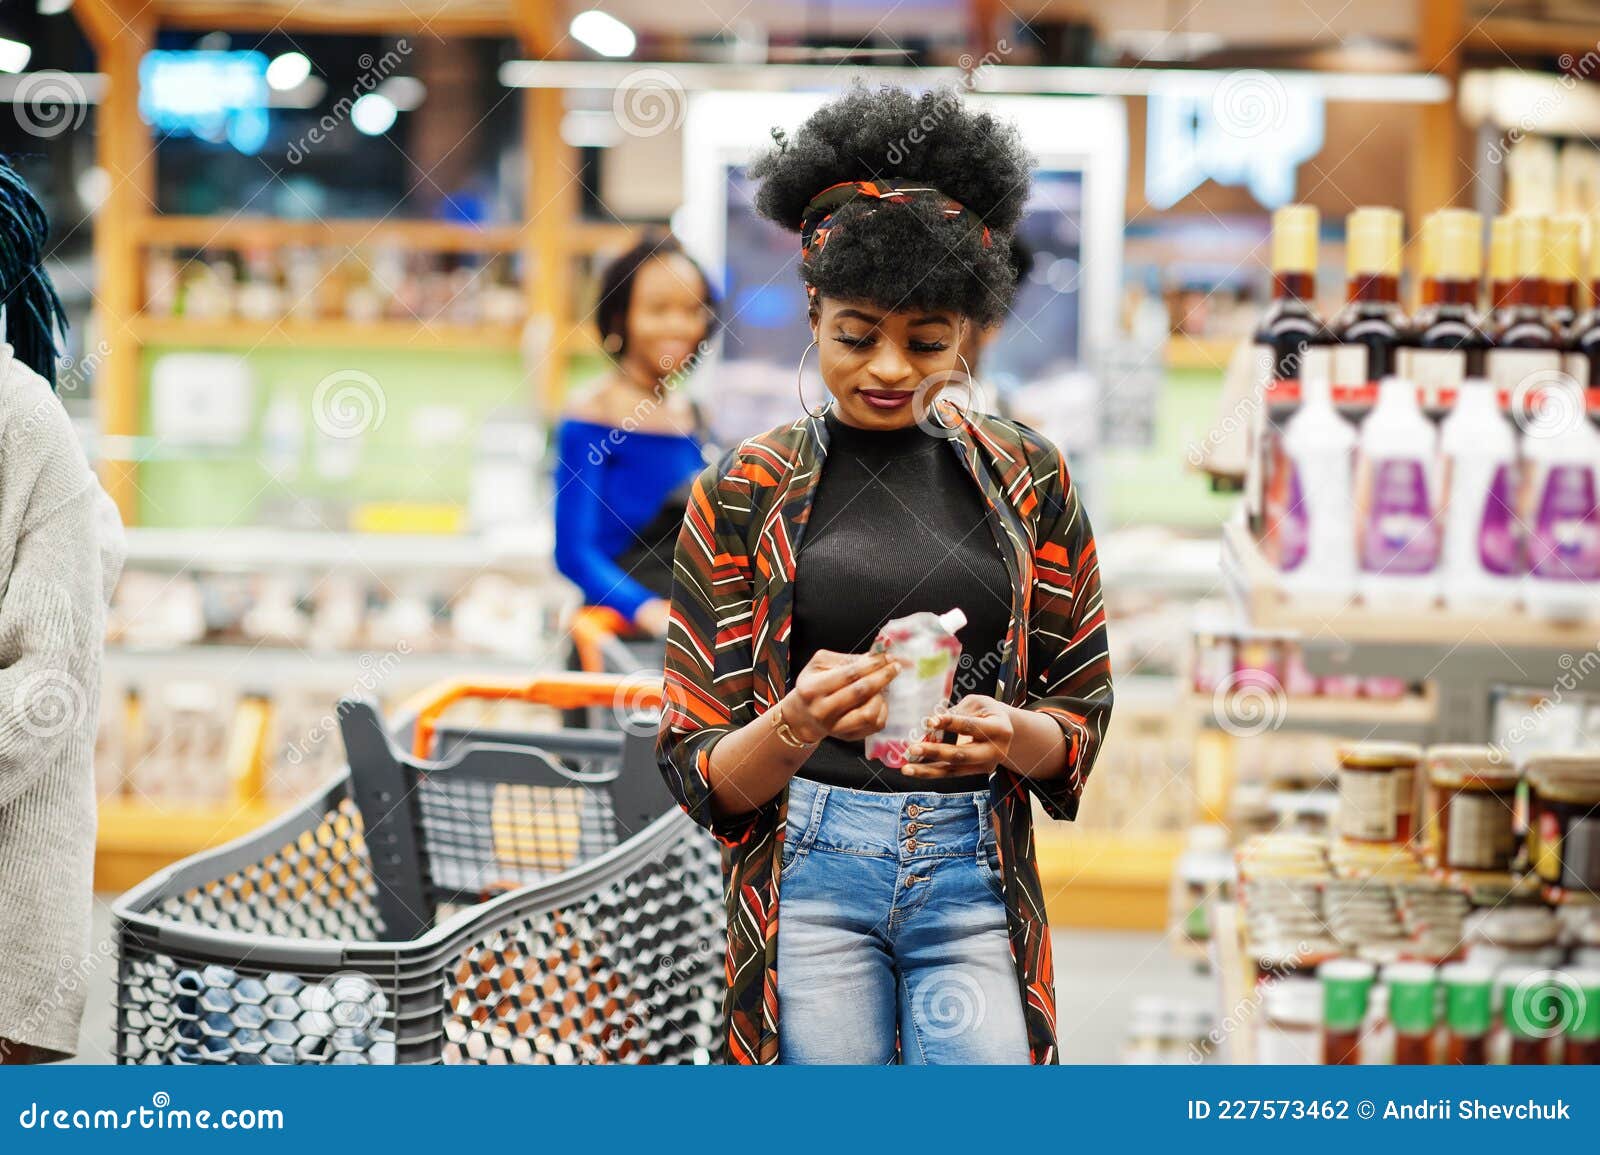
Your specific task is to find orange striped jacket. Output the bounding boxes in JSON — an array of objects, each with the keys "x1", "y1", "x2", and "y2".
[{"x1": 656, "y1": 407, "x2": 1113, "y2": 1064}]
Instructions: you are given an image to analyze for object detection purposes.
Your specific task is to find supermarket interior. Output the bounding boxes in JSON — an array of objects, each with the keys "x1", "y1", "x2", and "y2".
[{"x1": 3, "y1": 0, "x2": 1600, "y2": 1068}]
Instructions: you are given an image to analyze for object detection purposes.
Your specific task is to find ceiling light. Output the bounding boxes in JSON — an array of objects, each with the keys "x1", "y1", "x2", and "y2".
[
  {"x1": 569, "y1": 10, "x2": 636, "y2": 59},
  {"x1": 265, "y1": 51, "x2": 311, "y2": 91},
  {"x1": 351, "y1": 92, "x2": 397, "y2": 135},
  {"x1": 37, "y1": 0, "x2": 74, "y2": 15},
  {"x1": 0, "y1": 37, "x2": 33, "y2": 74},
  {"x1": 376, "y1": 75, "x2": 426, "y2": 111}
]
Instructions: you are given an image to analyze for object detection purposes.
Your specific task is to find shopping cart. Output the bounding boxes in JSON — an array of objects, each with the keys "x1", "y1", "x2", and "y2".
[
  {"x1": 564, "y1": 606, "x2": 666, "y2": 730},
  {"x1": 111, "y1": 674, "x2": 724, "y2": 1065}
]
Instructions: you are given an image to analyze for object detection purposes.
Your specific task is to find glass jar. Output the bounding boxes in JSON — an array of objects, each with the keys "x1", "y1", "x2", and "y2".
[
  {"x1": 1464, "y1": 907, "x2": 1563, "y2": 970},
  {"x1": 1425, "y1": 746, "x2": 1520, "y2": 872},
  {"x1": 1494, "y1": 965, "x2": 1552, "y2": 1065},
  {"x1": 1525, "y1": 759, "x2": 1600, "y2": 903},
  {"x1": 1337, "y1": 742, "x2": 1423, "y2": 844}
]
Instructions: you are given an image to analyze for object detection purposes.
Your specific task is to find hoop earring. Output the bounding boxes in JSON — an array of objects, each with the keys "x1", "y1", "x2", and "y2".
[
  {"x1": 796, "y1": 339, "x2": 829, "y2": 418},
  {"x1": 931, "y1": 352, "x2": 979, "y2": 430}
]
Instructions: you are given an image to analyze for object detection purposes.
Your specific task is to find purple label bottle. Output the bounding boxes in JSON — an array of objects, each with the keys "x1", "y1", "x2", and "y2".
[
  {"x1": 1529, "y1": 465, "x2": 1600, "y2": 581},
  {"x1": 1478, "y1": 464, "x2": 1522, "y2": 577},
  {"x1": 1360, "y1": 459, "x2": 1440, "y2": 574}
]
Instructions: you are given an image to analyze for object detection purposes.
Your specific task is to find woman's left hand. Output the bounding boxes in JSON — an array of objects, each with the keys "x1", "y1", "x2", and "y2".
[{"x1": 903, "y1": 695, "x2": 1015, "y2": 777}]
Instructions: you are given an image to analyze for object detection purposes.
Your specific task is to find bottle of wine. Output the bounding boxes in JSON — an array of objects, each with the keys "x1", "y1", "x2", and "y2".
[
  {"x1": 1247, "y1": 204, "x2": 1332, "y2": 555},
  {"x1": 1562, "y1": 212, "x2": 1600, "y2": 420},
  {"x1": 1487, "y1": 214, "x2": 1561, "y2": 399},
  {"x1": 1398, "y1": 209, "x2": 1490, "y2": 407},
  {"x1": 1329, "y1": 206, "x2": 1406, "y2": 413},
  {"x1": 1488, "y1": 215, "x2": 1514, "y2": 313},
  {"x1": 1543, "y1": 214, "x2": 1585, "y2": 332}
]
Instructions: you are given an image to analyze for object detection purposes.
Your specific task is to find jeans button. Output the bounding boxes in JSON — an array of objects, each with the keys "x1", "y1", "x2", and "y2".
[
  {"x1": 904, "y1": 838, "x2": 919, "y2": 852},
  {"x1": 906, "y1": 803, "x2": 922, "y2": 817}
]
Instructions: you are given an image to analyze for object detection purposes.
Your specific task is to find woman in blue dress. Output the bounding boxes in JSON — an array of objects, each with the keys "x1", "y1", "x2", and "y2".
[{"x1": 554, "y1": 236, "x2": 718, "y2": 638}]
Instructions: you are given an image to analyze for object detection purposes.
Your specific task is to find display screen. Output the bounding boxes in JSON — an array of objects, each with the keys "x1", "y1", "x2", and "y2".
[{"x1": 718, "y1": 165, "x2": 1085, "y2": 387}]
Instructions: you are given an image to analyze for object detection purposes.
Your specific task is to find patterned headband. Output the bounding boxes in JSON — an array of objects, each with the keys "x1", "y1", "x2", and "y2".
[{"x1": 798, "y1": 179, "x2": 993, "y2": 301}]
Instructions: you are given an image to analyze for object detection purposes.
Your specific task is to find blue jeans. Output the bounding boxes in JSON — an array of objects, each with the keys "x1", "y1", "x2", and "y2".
[{"x1": 776, "y1": 775, "x2": 1030, "y2": 1064}]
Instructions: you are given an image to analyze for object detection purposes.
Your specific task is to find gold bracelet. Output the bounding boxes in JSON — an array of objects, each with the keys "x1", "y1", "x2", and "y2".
[{"x1": 769, "y1": 699, "x2": 818, "y2": 749}]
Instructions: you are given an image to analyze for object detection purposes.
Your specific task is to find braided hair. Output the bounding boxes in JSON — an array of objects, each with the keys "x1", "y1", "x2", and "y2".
[{"x1": 0, "y1": 159, "x2": 66, "y2": 389}]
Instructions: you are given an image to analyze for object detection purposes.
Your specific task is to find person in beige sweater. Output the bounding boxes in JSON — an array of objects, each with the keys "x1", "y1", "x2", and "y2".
[{"x1": 0, "y1": 159, "x2": 125, "y2": 1063}]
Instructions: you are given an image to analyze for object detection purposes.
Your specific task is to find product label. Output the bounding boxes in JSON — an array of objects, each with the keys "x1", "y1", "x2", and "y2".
[
  {"x1": 1445, "y1": 792, "x2": 1517, "y2": 870},
  {"x1": 1340, "y1": 769, "x2": 1398, "y2": 841},
  {"x1": 1479, "y1": 464, "x2": 1522, "y2": 576},
  {"x1": 1360, "y1": 458, "x2": 1440, "y2": 574},
  {"x1": 1397, "y1": 347, "x2": 1466, "y2": 392},
  {"x1": 1487, "y1": 348, "x2": 1562, "y2": 396},
  {"x1": 1278, "y1": 464, "x2": 1308, "y2": 571},
  {"x1": 1564, "y1": 351, "x2": 1591, "y2": 388},
  {"x1": 1331, "y1": 344, "x2": 1368, "y2": 390},
  {"x1": 1529, "y1": 465, "x2": 1600, "y2": 580},
  {"x1": 1563, "y1": 815, "x2": 1599, "y2": 891}
]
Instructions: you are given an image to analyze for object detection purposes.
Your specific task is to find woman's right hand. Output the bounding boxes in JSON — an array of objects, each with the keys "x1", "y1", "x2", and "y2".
[{"x1": 780, "y1": 650, "x2": 898, "y2": 743}]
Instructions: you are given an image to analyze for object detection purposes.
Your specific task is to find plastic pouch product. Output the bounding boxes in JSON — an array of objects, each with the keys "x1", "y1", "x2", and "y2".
[{"x1": 865, "y1": 608, "x2": 966, "y2": 769}]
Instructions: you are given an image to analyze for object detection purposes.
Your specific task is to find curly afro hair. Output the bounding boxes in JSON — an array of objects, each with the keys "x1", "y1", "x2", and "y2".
[{"x1": 749, "y1": 83, "x2": 1033, "y2": 327}]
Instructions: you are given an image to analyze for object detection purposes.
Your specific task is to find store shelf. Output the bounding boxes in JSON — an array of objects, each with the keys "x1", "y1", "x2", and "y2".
[
  {"x1": 150, "y1": 0, "x2": 515, "y2": 37},
  {"x1": 1035, "y1": 830, "x2": 1183, "y2": 931},
  {"x1": 129, "y1": 315, "x2": 526, "y2": 353},
  {"x1": 106, "y1": 645, "x2": 549, "y2": 689},
  {"x1": 1219, "y1": 514, "x2": 1586, "y2": 651},
  {"x1": 1164, "y1": 334, "x2": 1241, "y2": 372},
  {"x1": 95, "y1": 797, "x2": 284, "y2": 893},
  {"x1": 1190, "y1": 684, "x2": 1437, "y2": 741},
  {"x1": 137, "y1": 215, "x2": 525, "y2": 253},
  {"x1": 123, "y1": 526, "x2": 554, "y2": 574}
]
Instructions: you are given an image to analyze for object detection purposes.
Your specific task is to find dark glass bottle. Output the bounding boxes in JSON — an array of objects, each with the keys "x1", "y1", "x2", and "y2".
[
  {"x1": 1544, "y1": 214, "x2": 1585, "y2": 332},
  {"x1": 1399, "y1": 209, "x2": 1490, "y2": 396},
  {"x1": 1328, "y1": 206, "x2": 1406, "y2": 413},
  {"x1": 1487, "y1": 213, "x2": 1562, "y2": 397}
]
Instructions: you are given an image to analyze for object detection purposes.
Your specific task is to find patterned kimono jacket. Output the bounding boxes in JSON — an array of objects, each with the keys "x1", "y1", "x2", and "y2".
[{"x1": 656, "y1": 408, "x2": 1113, "y2": 1064}]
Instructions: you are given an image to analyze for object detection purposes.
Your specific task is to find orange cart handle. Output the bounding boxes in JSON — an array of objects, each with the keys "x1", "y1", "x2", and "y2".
[
  {"x1": 570, "y1": 606, "x2": 632, "y2": 674},
  {"x1": 406, "y1": 672, "x2": 663, "y2": 759}
]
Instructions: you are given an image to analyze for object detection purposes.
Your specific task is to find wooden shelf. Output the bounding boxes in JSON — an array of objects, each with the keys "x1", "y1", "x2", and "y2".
[
  {"x1": 1165, "y1": 334, "x2": 1241, "y2": 372},
  {"x1": 1466, "y1": 16, "x2": 1600, "y2": 58},
  {"x1": 148, "y1": 0, "x2": 514, "y2": 37},
  {"x1": 1220, "y1": 513, "x2": 1589, "y2": 649},
  {"x1": 1035, "y1": 830, "x2": 1183, "y2": 931},
  {"x1": 138, "y1": 215, "x2": 525, "y2": 254},
  {"x1": 129, "y1": 314, "x2": 526, "y2": 353},
  {"x1": 1189, "y1": 683, "x2": 1437, "y2": 737}
]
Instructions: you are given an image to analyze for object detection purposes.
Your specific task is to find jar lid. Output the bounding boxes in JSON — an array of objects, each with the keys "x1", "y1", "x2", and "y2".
[
  {"x1": 1441, "y1": 962, "x2": 1494, "y2": 1034},
  {"x1": 1525, "y1": 763, "x2": 1600, "y2": 804},
  {"x1": 1263, "y1": 977, "x2": 1322, "y2": 1027},
  {"x1": 1383, "y1": 962, "x2": 1437, "y2": 1033},
  {"x1": 1428, "y1": 756, "x2": 1520, "y2": 790},
  {"x1": 1468, "y1": 907, "x2": 1559, "y2": 947},
  {"x1": 1560, "y1": 969, "x2": 1600, "y2": 1041},
  {"x1": 1319, "y1": 958, "x2": 1376, "y2": 1030},
  {"x1": 1337, "y1": 741, "x2": 1423, "y2": 769},
  {"x1": 1498, "y1": 966, "x2": 1554, "y2": 1040}
]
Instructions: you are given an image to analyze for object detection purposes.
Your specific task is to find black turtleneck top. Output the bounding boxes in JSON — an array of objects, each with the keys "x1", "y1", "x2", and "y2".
[{"x1": 789, "y1": 409, "x2": 1013, "y2": 793}]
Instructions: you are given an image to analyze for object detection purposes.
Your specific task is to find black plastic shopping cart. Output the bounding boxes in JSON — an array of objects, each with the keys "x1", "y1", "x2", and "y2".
[{"x1": 111, "y1": 674, "x2": 723, "y2": 1065}]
